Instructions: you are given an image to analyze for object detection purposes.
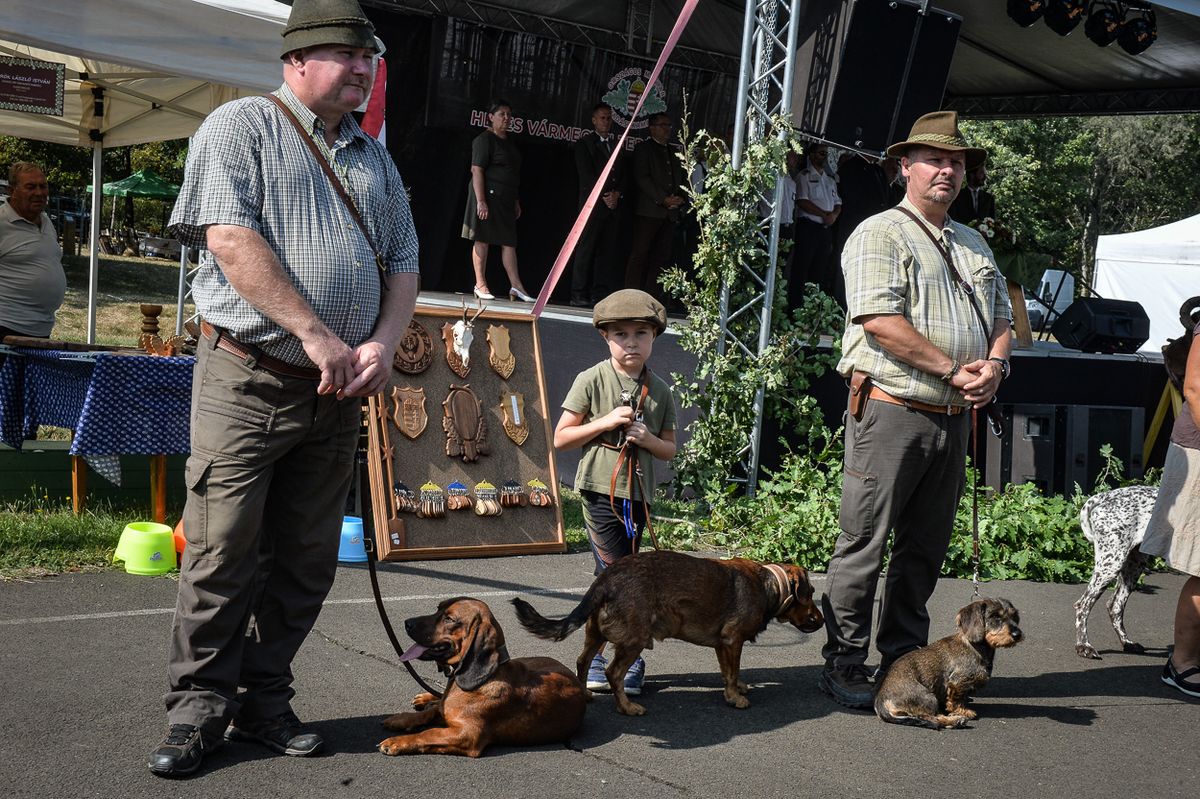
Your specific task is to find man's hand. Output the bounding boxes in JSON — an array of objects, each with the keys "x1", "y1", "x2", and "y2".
[
  {"x1": 298, "y1": 330, "x2": 357, "y2": 397},
  {"x1": 340, "y1": 340, "x2": 393, "y2": 398},
  {"x1": 957, "y1": 358, "x2": 1003, "y2": 407},
  {"x1": 602, "y1": 190, "x2": 619, "y2": 210}
]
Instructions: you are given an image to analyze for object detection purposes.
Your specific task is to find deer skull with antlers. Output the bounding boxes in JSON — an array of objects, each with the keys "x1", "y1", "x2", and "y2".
[{"x1": 441, "y1": 299, "x2": 487, "y2": 378}]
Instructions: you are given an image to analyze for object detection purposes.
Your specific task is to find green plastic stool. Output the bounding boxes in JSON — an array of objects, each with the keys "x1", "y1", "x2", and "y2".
[{"x1": 113, "y1": 522, "x2": 176, "y2": 575}]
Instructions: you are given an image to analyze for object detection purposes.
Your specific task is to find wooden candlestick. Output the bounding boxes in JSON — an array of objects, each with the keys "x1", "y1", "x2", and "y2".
[{"x1": 140, "y1": 304, "x2": 163, "y2": 338}]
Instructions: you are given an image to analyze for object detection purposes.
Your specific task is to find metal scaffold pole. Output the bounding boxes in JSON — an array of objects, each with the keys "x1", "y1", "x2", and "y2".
[{"x1": 721, "y1": 0, "x2": 802, "y2": 496}]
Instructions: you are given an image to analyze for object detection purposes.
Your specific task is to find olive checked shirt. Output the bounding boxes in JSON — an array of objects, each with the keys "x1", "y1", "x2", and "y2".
[
  {"x1": 169, "y1": 83, "x2": 419, "y2": 368},
  {"x1": 837, "y1": 196, "x2": 1012, "y2": 407}
]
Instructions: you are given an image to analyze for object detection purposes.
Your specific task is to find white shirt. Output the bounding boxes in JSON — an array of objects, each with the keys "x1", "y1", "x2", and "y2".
[
  {"x1": 0, "y1": 201, "x2": 66, "y2": 337},
  {"x1": 795, "y1": 165, "x2": 841, "y2": 225}
]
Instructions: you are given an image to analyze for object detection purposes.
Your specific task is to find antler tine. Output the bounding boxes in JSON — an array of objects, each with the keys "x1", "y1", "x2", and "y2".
[{"x1": 469, "y1": 298, "x2": 488, "y2": 323}]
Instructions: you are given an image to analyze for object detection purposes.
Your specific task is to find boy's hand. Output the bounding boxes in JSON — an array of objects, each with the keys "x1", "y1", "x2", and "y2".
[
  {"x1": 624, "y1": 420, "x2": 652, "y2": 445},
  {"x1": 600, "y1": 406, "x2": 635, "y2": 431}
]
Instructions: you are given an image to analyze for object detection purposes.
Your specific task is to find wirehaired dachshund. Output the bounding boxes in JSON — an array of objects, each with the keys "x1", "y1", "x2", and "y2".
[
  {"x1": 512, "y1": 549, "x2": 823, "y2": 716},
  {"x1": 875, "y1": 597, "x2": 1023, "y2": 729},
  {"x1": 378, "y1": 597, "x2": 586, "y2": 757},
  {"x1": 1073, "y1": 485, "x2": 1158, "y2": 658}
]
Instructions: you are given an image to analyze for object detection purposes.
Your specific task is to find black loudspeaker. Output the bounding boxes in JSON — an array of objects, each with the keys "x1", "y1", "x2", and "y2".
[
  {"x1": 790, "y1": 0, "x2": 962, "y2": 154},
  {"x1": 1051, "y1": 298, "x2": 1150, "y2": 354}
]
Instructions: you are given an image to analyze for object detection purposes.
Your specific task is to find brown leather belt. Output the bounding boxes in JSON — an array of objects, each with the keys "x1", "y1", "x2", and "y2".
[
  {"x1": 200, "y1": 320, "x2": 321, "y2": 381},
  {"x1": 867, "y1": 385, "x2": 966, "y2": 416}
]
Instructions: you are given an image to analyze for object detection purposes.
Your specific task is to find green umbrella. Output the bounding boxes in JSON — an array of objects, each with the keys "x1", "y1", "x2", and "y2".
[{"x1": 86, "y1": 168, "x2": 180, "y2": 198}]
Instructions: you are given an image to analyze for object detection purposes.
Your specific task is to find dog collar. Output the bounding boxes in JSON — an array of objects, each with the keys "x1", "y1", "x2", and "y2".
[{"x1": 764, "y1": 564, "x2": 794, "y2": 615}]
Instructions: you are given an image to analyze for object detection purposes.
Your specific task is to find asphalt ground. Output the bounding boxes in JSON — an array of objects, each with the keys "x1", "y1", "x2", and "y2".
[{"x1": 1, "y1": 551, "x2": 1195, "y2": 799}]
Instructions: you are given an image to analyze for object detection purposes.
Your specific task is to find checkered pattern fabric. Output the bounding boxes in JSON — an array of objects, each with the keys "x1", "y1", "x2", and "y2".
[
  {"x1": 837, "y1": 196, "x2": 1012, "y2": 407},
  {"x1": 169, "y1": 83, "x2": 419, "y2": 368}
]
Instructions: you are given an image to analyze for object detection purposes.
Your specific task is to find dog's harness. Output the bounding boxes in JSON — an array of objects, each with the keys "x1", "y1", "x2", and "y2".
[{"x1": 764, "y1": 564, "x2": 794, "y2": 615}]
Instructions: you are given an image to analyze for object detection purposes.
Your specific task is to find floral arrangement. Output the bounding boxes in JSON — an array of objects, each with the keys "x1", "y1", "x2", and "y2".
[{"x1": 969, "y1": 216, "x2": 1016, "y2": 250}]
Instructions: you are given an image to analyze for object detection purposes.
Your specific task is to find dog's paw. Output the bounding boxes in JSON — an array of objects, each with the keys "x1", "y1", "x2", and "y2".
[
  {"x1": 379, "y1": 736, "x2": 408, "y2": 755},
  {"x1": 1075, "y1": 643, "x2": 1101, "y2": 659},
  {"x1": 938, "y1": 715, "x2": 970, "y2": 729},
  {"x1": 382, "y1": 711, "x2": 426, "y2": 731},
  {"x1": 725, "y1": 693, "x2": 751, "y2": 710},
  {"x1": 411, "y1": 692, "x2": 437, "y2": 709},
  {"x1": 736, "y1": 679, "x2": 749, "y2": 694},
  {"x1": 617, "y1": 700, "x2": 646, "y2": 716}
]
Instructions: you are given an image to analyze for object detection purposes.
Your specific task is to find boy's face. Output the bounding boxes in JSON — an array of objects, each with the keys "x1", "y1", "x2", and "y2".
[{"x1": 600, "y1": 320, "x2": 656, "y2": 376}]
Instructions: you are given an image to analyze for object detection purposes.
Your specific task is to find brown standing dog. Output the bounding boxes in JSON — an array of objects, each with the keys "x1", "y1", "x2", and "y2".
[
  {"x1": 378, "y1": 597, "x2": 586, "y2": 757},
  {"x1": 512, "y1": 550, "x2": 823, "y2": 715},
  {"x1": 874, "y1": 597, "x2": 1023, "y2": 729}
]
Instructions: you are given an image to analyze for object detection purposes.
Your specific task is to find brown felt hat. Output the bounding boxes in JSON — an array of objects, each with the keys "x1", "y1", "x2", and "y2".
[
  {"x1": 885, "y1": 111, "x2": 986, "y2": 171},
  {"x1": 280, "y1": 0, "x2": 377, "y2": 59},
  {"x1": 592, "y1": 289, "x2": 667, "y2": 335}
]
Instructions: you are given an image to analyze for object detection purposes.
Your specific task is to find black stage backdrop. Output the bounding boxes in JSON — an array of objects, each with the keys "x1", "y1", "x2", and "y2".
[{"x1": 370, "y1": 9, "x2": 736, "y2": 298}]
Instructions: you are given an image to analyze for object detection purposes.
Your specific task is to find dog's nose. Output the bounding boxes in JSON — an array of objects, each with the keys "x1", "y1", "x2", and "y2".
[
  {"x1": 404, "y1": 618, "x2": 419, "y2": 636},
  {"x1": 1011, "y1": 626, "x2": 1023, "y2": 641}
]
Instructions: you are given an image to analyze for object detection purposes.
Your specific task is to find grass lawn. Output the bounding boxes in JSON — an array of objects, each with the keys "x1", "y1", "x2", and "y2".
[{"x1": 53, "y1": 252, "x2": 193, "y2": 346}]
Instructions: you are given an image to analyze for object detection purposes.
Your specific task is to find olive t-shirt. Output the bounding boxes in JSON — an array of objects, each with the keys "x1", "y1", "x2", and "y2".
[{"x1": 563, "y1": 360, "x2": 677, "y2": 500}]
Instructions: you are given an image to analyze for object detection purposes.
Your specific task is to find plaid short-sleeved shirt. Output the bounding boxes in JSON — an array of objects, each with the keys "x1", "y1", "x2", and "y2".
[
  {"x1": 837, "y1": 196, "x2": 1012, "y2": 407},
  {"x1": 168, "y1": 83, "x2": 419, "y2": 367}
]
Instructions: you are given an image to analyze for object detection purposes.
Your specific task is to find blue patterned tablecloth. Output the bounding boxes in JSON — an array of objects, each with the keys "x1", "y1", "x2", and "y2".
[{"x1": 0, "y1": 349, "x2": 194, "y2": 484}]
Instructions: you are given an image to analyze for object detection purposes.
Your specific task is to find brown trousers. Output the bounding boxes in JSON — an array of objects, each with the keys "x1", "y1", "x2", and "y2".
[
  {"x1": 164, "y1": 341, "x2": 360, "y2": 733},
  {"x1": 821, "y1": 397, "x2": 969, "y2": 668}
]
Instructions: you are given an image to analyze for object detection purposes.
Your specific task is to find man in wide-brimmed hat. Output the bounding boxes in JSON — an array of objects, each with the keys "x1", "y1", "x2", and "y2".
[
  {"x1": 817, "y1": 111, "x2": 1013, "y2": 711},
  {"x1": 148, "y1": 0, "x2": 419, "y2": 778}
]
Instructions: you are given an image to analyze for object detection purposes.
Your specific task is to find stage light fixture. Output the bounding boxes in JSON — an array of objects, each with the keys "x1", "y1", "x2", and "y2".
[
  {"x1": 1085, "y1": 1, "x2": 1123, "y2": 47},
  {"x1": 1044, "y1": 0, "x2": 1086, "y2": 36},
  {"x1": 1007, "y1": 0, "x2": 1045, "y2": 28},
  {"x1": 1118, "y1": 7, "x2": 1158, "y2": 55}
]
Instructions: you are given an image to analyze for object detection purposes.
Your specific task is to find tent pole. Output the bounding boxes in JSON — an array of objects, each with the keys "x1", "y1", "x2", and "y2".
[
  {"x1": 176, "y1": 247, "x2": 188, "y2": 337},
  {"x1": 87, "y1": 141, "x2": 102, "y2": 345}
]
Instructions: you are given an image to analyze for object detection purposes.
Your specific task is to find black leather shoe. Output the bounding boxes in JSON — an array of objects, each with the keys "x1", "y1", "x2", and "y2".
[
  {"x1": 818, "y1": 663, "x2": 875, "y2": 709},
  {"x1": 225, "y1": 711, "x2": 323, "y2": 757},
  {"x1": 148, "y1": 723, "x2": 218, "y2": 778}
]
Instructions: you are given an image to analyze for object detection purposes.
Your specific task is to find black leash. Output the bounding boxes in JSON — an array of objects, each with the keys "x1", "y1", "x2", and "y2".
[{"x1": 356, "y1": 420, "x2": 444, "y2": 698}]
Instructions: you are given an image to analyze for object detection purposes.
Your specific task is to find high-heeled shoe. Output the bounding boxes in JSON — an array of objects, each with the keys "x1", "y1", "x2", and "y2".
[
  {"x1": 509, "y1": 287, "x2": 536, "y2": 303},
  {"x1": 473, "y1": 286, "x2": 495, "y2": 300}
]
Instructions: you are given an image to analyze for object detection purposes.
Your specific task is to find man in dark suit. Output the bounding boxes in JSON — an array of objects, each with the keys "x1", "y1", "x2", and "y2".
[
  {"x1": 948, "y1": 162, "x2": 995, "y2": 224},
  {"x1": 570, "y1": 103, "x2": 624, "y2": 307},
  {"x1": 625, "y1": 112, "x2": 687, "y2": 302}
]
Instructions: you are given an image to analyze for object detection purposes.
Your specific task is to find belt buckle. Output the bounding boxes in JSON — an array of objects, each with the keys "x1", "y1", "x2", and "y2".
[{"x1": 945, "y1": 403, "x2": 955, "y2": 415}]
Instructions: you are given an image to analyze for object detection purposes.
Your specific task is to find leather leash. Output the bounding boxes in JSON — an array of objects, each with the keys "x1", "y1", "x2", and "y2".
[
  {"x1": 356, "y1": 404, "x2": 444, "y2": 698},
  {"x1": 604, "y1": 382, "x2": 661, "y2": 551}
]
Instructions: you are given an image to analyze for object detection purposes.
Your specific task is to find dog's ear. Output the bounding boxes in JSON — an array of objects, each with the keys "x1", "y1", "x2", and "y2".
[
  {"x1": 956, "y1": 600, "x2": 990, "y2": 643},
  {"x1": 453, "y1": 604, "x2": 509, "y2": 691}
]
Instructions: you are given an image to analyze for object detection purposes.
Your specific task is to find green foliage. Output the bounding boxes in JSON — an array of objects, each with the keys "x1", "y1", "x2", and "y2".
[{"x1": 661, "y1": 120, "x2": 843, "y2": 497}]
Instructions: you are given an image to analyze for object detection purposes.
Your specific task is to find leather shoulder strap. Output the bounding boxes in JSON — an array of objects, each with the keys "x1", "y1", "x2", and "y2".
[{"x1": 895, "y1": 205, "x2": 990, "y2": 338}]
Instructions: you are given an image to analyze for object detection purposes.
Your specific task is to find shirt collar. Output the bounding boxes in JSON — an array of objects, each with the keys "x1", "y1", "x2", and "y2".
[
  {"x1": 899, "y1": 195, "x2": 955, "y2": 240},
  {"x1": 273, "y1": 83, "x2": 368, "y2": 146}
]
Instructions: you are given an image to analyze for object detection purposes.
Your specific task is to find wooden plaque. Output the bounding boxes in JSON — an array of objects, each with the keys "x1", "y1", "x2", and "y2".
[{"x1": 364, "y1": 303, "x2": 564, "y2": 560}]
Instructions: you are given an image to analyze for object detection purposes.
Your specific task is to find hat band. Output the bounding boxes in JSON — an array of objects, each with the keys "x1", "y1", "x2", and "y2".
[
  {"x1": 284, "y1": 17, "x2": 373, "y2": 35},
  {"x1": 907, "y1": 132, "x2": 970, "y2": 148}
]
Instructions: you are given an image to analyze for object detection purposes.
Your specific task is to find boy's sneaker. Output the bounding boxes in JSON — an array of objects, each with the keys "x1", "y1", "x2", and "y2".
[
  {"x1": 1162, "y1": 658, "x2": 1200, "y2": 698},
  {"x1": 586, "y1": 654, "x2": 610, "y2": 691},
  {"x1": 623, "y1": 657, "x2": 646, "y2": 696}
]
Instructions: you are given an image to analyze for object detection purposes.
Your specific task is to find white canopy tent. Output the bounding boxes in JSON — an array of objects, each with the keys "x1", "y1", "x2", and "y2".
[
  {"x1": 0, "y1": 0, "x2": 289, "y2": 341},
  {"x1": 1093, "y1": 214, "x2": 1200, "y2": 354}
]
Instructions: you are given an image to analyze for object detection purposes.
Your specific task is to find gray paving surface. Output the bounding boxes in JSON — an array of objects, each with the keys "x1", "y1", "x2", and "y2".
[{"x1": 1, "y1": 552, "x2": 1195, "y2": 798}]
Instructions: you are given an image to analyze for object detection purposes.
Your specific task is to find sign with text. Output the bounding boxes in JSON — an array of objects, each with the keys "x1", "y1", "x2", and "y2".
[{"x1": 0, "y1": 56, "x2": 65, "y2": 116}]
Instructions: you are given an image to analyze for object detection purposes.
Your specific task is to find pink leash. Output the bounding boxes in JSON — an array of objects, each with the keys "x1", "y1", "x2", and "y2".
[{"x1": 531, "y1": 0, "x2": 701, "y2": 317}]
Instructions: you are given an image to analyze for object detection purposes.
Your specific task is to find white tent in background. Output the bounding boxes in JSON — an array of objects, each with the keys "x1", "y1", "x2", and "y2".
[
  {"x1": 0, "y1": 0, "x2": 289, "y2": 341},
  {"x1": 1093, "y1": 215, "x2": 1200, "y2": 355}
]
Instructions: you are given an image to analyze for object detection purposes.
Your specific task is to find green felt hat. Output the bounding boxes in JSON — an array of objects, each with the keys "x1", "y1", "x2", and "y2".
[{"x1": 280, "y1": 0, "x2": 377, "y2": 59}]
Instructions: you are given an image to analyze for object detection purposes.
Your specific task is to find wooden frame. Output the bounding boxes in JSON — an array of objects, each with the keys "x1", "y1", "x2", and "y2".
[{"x1": 363, "y1": 303, "x2": 565, "y2": 560}]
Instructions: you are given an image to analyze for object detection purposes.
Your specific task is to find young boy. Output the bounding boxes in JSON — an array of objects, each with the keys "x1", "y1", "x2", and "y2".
[{"x1": 554, "y1": 289, "x2": 678, "y2": 696}]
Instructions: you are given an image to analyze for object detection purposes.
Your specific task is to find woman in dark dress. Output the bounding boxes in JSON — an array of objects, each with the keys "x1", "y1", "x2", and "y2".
[{"x1": 462, "y1": 100, "x2": 534, "y2": 301}]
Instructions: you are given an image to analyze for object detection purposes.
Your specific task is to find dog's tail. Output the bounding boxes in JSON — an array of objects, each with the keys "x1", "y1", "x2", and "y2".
[
  {"x1": 511, "y1": 587, "x2": 599, "y2": 642},
  {"x1": 1080, "y1": 495, "x2": 1099, "y2": 543}
]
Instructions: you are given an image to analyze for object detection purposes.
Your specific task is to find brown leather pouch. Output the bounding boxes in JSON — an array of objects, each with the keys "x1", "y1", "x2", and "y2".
[{"x1": 848, "y1": 370, "x2": 871, "y2": 422}]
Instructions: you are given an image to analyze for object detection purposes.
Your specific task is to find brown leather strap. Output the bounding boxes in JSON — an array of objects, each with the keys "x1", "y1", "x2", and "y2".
[
  {"x1": 895, "y1": 205, "x2": 991, "y2": 338},
  {"x1": 867, "y1": 385, "x2": 966, "y2": 416},
  {"x1": 265, "y1": 93, "x2": 389, "y2": 292},
  {"x1": 607, "y1": 382, "x2": 660, "y2": 551},
  {"x1": 200, "y1": 320, "x2": 321, "y2": 380}
]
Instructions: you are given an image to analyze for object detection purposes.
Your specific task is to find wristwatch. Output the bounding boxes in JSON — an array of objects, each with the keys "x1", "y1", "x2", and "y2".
[{"x1": 989, "y1": 357, "x2": 1011, "y2": 380}]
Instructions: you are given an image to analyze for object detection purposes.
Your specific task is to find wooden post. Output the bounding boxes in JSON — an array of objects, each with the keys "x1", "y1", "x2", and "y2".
[
  {"x1": 1007, "y1": 278, "x2": 1033, "y2": 348},
  {"x1": 149, "y1": 454, "x2": 167, "y2": 523},
  {"x1": 71, "y1": 455, "x2": 87, "y2": 515}
]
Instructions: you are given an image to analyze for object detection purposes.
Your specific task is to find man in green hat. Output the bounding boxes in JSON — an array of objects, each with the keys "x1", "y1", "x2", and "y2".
[
  {"x1": 817, "y1": 111, "x2": 1013, "y2": 710},
  {"x1": 148, "y1": 0, "x2": 419, "y2": 778}
]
